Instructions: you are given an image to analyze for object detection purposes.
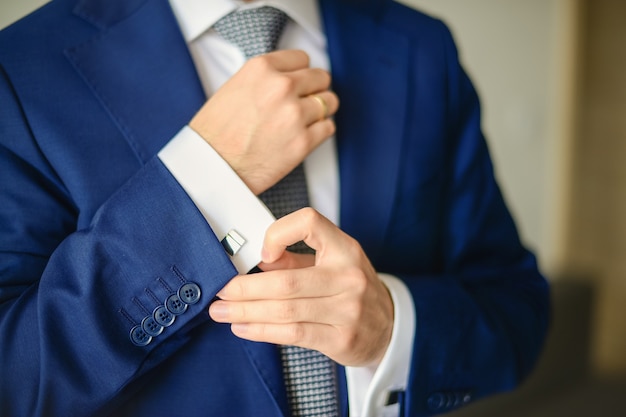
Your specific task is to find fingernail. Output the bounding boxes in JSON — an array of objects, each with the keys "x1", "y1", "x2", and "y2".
[
  {"x1": 209, "y1": 302, "x2": 228, "y2": 320},
  {"x1": 261, "y1": 247, "x2": 271, "y2": 263},
  {"x1": 231, "y1": 323, "x2": 248, "y2": 335}
]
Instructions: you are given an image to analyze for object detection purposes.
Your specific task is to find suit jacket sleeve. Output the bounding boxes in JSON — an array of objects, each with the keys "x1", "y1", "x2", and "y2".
[
  {"x1": 0, "y1": 64, "x2": 238, "y2": 416},
  {"x1": 393, "y1": 17, "x2": 550, "y2": 416},
  {"x1": 323, "y1": 1, "x2": 551, "y2": 412}
]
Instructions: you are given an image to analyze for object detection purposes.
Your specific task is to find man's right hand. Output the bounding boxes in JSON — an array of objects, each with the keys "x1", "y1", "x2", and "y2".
[{"x1": 189, "y1": 50, "x2": 339, "y2": 195}]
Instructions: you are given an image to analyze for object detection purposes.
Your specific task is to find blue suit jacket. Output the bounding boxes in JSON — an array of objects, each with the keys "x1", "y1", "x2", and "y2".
[{"x1": 0, "y1": 0, "x2": 549, "y2": 415}]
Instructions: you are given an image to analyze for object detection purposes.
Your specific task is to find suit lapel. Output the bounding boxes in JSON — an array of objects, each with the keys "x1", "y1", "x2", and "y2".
[
  {"x1": 321, "y1": 0, "x2": 409, "y2": 265},
  {"x1": 67, "y1": 1, "x2": 290, "y2": 414},
  {"x1": 66, "y1": 0, "x2": 205, "y2": 163},
  {"x1": 241, "y1": 341, "x2": 290, "y2": 416}
]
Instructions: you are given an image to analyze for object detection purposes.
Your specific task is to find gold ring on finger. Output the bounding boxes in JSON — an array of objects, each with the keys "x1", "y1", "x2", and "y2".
[{"x1": 311, "y1": 94, "x2": 329, "y2": 121}]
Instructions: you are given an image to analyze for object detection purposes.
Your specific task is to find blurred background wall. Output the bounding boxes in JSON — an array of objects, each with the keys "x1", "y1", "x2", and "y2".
[
  {"x1": 0, "y1": 0, "x2": 48, "y2": 29},
  {"x1": 564, "y1": 0, "x2": 626, "y2": 376},
  {"x1": 2, "y1": 0, "x2": 625, "y2": 414}
]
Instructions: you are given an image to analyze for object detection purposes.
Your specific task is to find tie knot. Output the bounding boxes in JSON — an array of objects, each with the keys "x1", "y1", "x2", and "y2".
[{"x1": 213, "y1": 6, "x2": 288, "y2": 58}]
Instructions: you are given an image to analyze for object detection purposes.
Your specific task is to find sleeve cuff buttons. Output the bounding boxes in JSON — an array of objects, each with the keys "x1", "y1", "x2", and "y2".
[
  {"x1": 130, "y1": 282, "x2": 202, "y2": 346},
  {"x1": 178, "y1": 282, "x2": 201, "y2": 305}
]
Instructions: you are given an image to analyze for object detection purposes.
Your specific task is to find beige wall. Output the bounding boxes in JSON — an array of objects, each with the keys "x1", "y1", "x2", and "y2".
[
  {"x1": 0, "y1": 0, "x2": 48, "y2": 30},
  {"x1": 566, "y1": 0, "x2": 626, "y2": 374}
]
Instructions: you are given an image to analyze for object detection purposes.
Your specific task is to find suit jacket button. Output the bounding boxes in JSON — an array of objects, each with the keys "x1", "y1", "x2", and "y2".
[
  {"x1": 445, "y1": 393, "x2": 457, "y2": 409},
  {"x1": 427, "y1": 392, "x2": 446, "y2": 412},
  {"x1": 130, "y1": 325, "x2": 152, "y2": 346},
  {"x1": 178, "y1": 282, "x2": 201, "y2": 305},
  {"x1": 153, "y1": 305, "x2": 175, "y2": 327},
  {"x1": 463, "y1": 393, "x2": 472, "y2": 404},
  {"x1": 165, "y1": 293, "x2": 188, "y2": 315},
  {"x1": 141, "y1": 315, "x2": 164, "y2": 337}
]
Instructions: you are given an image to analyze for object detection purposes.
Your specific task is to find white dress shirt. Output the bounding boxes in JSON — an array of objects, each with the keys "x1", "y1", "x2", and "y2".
[{"x1": 159, "y1": 1, "x2": 416, "y2": 415}]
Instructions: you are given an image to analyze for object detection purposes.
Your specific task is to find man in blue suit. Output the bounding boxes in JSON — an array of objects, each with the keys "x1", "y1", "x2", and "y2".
[{"x1": 0, "y1": 0, "x2": 549, "y2": 416}]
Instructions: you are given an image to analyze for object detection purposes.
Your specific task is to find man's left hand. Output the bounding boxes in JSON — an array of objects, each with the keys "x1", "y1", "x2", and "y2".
[{"x1": 208, "y1": 208, "x2": 394, "y2": 367}]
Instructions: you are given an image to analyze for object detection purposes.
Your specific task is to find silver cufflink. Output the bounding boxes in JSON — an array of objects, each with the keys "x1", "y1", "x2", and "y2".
[{"x1": 221, "y1": 229, "x2": 246, "y2": 256}]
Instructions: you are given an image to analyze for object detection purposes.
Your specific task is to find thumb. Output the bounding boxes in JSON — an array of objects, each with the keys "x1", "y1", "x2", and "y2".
[{"x1": 261, "y1": 208, "x2": 340, "y2": 263}]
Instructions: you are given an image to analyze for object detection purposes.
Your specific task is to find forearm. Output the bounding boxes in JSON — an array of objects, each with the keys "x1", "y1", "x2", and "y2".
[{"x1": 0, "y1": 158, "x2": 237, "y2": 416}]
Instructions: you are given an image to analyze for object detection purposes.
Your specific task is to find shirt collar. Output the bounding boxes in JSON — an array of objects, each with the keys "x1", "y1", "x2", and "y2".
[{"x1": 169, "y1": 0, "x2": 323, "y2": 44}]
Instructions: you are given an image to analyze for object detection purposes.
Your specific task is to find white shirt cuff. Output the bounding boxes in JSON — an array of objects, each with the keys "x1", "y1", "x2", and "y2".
[
  {"x1": 346, "y1": 274, "x2": 416, "y2": 417},
  {"x1": 157, "y1": 126, "x2": 275, "y2": 273}
]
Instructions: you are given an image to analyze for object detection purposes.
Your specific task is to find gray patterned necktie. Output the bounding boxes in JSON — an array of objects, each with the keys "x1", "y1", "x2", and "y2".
[{"x1": 214, "y1": 8, "x2": 340, "y2": 417}]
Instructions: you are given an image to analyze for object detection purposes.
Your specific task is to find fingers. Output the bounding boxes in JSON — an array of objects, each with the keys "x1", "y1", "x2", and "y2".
[
  {"x1": 258, "y1": 252, "x2": 315, "y2": 271},
  {"x1": 262, "y1": 49, "x2": 310, "y2": 72},
  {"x1": 276, "y1": 67, "x2": 338, "y2": 126},
  {"x1": 288, "y1": 66, "x2": 330, "y2": 95},
  {"x1": 229, "y1": 322, "x2": 336, "y2": 352},
  {"x1": 211, "y1": 208, "x2": 393, "y2": 367},
  {"x1": 299, "y1": 93, "x2": 337, "y2": 155},
  {"x1": 210, "y1": 208, "x2": 394, "y2": 366},
  {"x1": 254, "y1": 51, "x2": 332, "y2": 99},
  {"x1": 301, "y1": 91, "x2": 339, "y2": 125},
  {"x1": 259, "y1": 53, "x2": 338, "y2": 126},
  {"x1": 210, "y1": 296, "x2": 341, "y2": 325},
  {"x1": 262, "y1": 208, "x2": 346, "y2": 264},
  {"x1": 216, "y1": 268, "x2": 339, "y2": 301}
]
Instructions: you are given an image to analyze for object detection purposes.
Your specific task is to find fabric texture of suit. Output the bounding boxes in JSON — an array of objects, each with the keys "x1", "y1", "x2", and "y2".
[{"x1": 0, "y1": 0, "x2": 550, "y2": 415}]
